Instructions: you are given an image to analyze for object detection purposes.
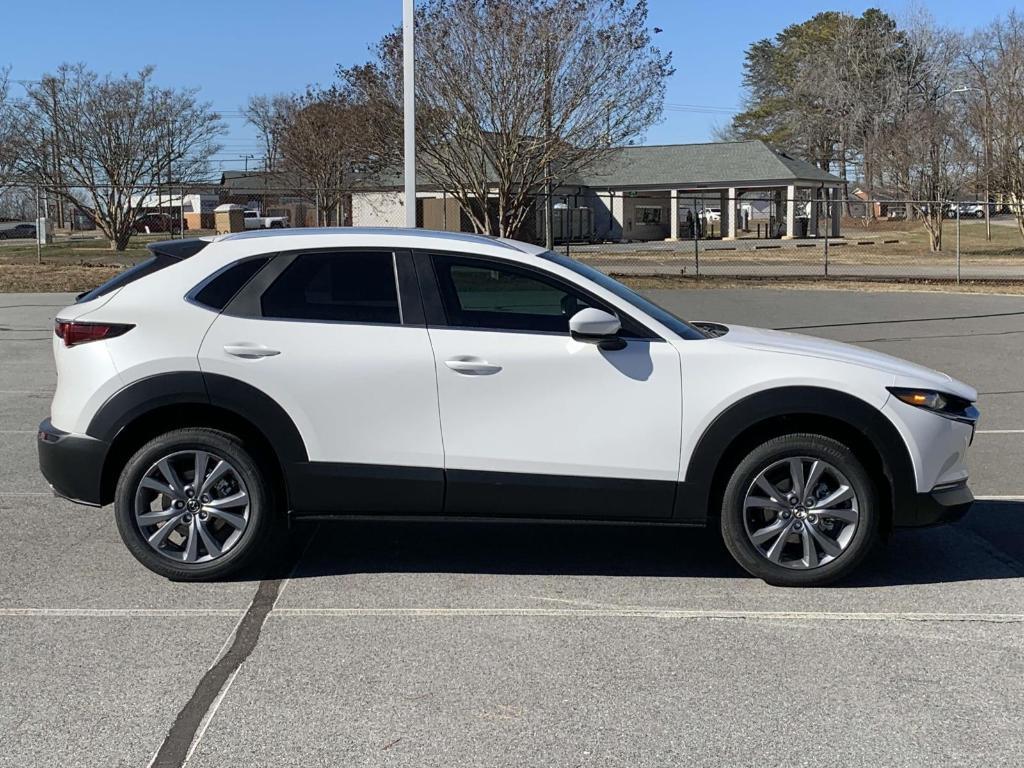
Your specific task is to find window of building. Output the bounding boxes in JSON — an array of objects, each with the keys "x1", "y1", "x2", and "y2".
[{"x1": 635, "y1": 206, "x2": 662, "y2": 225}]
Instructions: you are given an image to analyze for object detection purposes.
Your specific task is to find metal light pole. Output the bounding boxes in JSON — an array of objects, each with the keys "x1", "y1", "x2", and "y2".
[
  {"x1": 403, "y1": 0, "x2": 416, "y2": 228},
  {"x1": 947, "y1": 85, "x2": 991, "y2": 239}
]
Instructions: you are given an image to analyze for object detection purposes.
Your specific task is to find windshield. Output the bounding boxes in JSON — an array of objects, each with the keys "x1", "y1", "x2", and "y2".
[{"x1": 539, "y1": 251, "x2": 707, "y2": 340}]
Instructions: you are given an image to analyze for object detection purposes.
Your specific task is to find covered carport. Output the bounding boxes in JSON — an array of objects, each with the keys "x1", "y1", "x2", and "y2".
[{"x1": 580, "y1": 140, "x2": 844, "y2": 242}]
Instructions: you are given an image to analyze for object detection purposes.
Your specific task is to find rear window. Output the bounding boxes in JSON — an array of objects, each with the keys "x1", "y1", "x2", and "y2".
[
  {"x1": 76, "y1": 239, "x2": 211, "y2": 303},
  {"x1": 76, "y1": 256, "x2": 166, "y2": 303}
]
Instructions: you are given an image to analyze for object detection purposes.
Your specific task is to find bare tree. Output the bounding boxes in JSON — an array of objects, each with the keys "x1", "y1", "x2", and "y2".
[
  {"x1": 243, "y1": 93, "x2": 291, "y2": 171},
  {"x1": 12, "y1": 64, "x2": 223, "y2": 249},
  {"x1": 0, "y1": 66, "x2": 17, "y2": 190},
  {"x1": 967, "y1": 13, "x2": 1024, "y2": 241},
  {"x1": 345, "y1": 0, "x2": 672, "y2": 238},
  {"x1": 876, "y1": 19, "x2": 970, "y2": 251},
  {"x1": 276, "y1": 85, "x2": 380, "y2": 226}
]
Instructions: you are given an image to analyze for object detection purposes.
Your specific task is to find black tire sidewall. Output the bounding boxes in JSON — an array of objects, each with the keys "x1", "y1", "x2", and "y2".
[
  {"x1": 114, "y1": 428, "x2": 273, "y2": 580},
  {"x1": 721, "y1": 434, "x2": 879, "y2": 587}
]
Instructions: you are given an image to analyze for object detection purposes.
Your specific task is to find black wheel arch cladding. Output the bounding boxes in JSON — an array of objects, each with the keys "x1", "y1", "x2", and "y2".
[
  {"x1": 87, "y1": 371, "x2": 308, "y2": 464},
  {"x1": 681, "y1": 386, "x2": 915, "y2": 525}
]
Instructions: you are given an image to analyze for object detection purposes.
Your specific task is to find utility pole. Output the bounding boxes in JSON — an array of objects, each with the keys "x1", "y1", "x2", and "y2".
[
  {"x1": 166, "y1": 120, "x2": 174, "y2": 237},
  {"x1": 45, "y1": 77, "x2": 65, "y2": 229},
  {"x1": 403, "y1": 0, "x2": 416, "y2": 228},
  {"x1": 983, "y1": 86, "x2": 992, "y2": 242},
  {"x1": 542, "y1": 30, "x2": 554, "y2": 250}
]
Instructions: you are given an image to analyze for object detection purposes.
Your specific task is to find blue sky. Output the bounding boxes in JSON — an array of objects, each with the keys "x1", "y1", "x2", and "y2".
[{"x1": 3, "y1": 0, "x2": 1018, "y2": 171}]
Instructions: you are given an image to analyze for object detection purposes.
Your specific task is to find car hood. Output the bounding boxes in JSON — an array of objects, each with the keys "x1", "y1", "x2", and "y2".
[{"x1": 710, "y1": 323, "x2": 977, "y2": 400}]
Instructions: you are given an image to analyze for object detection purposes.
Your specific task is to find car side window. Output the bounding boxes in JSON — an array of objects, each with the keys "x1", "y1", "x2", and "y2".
[
  {"x1": 260, "y1": 251, "x2": 401, "y2": 324},
  {"x1": 431, "y1": 254, "x2": 623, "y2": 334},
  {"x1": 191, "y1": 257, "x2": 271, "y2": 311}
]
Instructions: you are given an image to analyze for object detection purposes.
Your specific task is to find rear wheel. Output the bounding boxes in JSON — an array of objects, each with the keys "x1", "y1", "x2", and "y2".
[
  {"x1": 114, "y1": 428, "x2": 278, "y2": 580},
  {"x1": 720, "y1": 433, "x2": 879, "y2": 587}
]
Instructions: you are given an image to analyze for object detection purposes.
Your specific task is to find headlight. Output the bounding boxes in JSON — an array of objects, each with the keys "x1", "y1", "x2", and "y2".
[{"x1": 887, "y1": 387, "x2": 978, "y2": 425}]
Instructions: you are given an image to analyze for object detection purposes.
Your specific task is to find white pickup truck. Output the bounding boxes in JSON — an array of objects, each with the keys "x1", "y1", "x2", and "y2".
[{"x1": 243, "y1": 210, "x2": 289, "y2": 229}]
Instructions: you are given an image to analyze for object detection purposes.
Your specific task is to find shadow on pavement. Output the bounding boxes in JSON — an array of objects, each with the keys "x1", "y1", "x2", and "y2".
[{"x1": 276, "y1": 500, "x2": 1023, "y2": 588}]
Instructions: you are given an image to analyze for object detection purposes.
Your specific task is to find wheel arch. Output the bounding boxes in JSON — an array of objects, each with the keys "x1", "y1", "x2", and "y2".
[
  {"x1": 90, "y1": 372, "x2": 306, "y2": 506},
  {"x1": 679, "y1": 386, "x2": 916, "y2": 532}
]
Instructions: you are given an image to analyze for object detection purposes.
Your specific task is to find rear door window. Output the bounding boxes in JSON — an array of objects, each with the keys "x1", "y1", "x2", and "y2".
[{"x1": 260, "y1": 251, "x2": 401, "y2": 324}]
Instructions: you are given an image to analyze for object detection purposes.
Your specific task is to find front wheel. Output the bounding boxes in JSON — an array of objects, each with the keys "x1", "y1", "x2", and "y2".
[
  {"x1": 720, "y1": 434, "x2": 879, "y2": 587},
  {"x1": 114, "y1": 428, "x2": 278, "y2": 580}
]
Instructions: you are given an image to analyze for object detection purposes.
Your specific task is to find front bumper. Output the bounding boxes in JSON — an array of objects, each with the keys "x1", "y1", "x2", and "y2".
[
  {"x1": 37, "y1": 418, "x2": 108, "y2": 506},
  {"x1": 900, "y1": 481, "x2": 974, "y2": 527}
]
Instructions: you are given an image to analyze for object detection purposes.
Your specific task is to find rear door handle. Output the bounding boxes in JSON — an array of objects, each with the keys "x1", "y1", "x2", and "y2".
[
  {"x1": 223, "y1": 344, "x2": 280, "y2": 359},
  {"x1": 444, "y1": 357, "x2": 502, "y2": 375}
]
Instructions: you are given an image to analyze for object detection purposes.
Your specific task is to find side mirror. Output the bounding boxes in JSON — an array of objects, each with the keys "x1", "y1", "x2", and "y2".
[{"x1": 569, "y1": 308, "x2": 626, "y2": 350}]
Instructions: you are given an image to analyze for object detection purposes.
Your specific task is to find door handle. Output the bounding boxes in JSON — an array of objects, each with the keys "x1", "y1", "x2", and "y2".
[
  {"x1": 223, "y1": 344, "x2": 280, "y2": 359},
  {"x1": 444, "y1": 357, "x2": 502, "y2": 375}
]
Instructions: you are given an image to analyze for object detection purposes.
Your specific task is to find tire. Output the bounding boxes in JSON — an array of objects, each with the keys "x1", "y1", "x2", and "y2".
[
  {"x1": 720, "y1": 433, "x2": 879, "y2": 587},
  {"x1": 976, "y1": 210, "x2": 985, "y2": 219},
  {"x1": 114, "y1": 428, "x2": 279, "y2": 580}
]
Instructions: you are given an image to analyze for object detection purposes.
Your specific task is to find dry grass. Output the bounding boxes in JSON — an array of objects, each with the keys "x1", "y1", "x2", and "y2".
[
  {"x1": 619, "y1": 274, "x2": 1024, "y2": 295},
  {"x1": 0, "y1": 239, "x2": 150, "y2": 267},
  {"x1": 0, "y1": 234, "x2": 154, "y2": 292},
  {"x1": 0, "y1": 264, "x2": 123, "y2": 293}
]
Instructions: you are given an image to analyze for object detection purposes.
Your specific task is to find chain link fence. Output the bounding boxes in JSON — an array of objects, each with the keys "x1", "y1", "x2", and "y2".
[
  {"x1": 524, "y1": 191, "x2": 1024, "y2": 285},
  {"x1": 2, "y1": 183, "x2": 1022, "y2": 288}
]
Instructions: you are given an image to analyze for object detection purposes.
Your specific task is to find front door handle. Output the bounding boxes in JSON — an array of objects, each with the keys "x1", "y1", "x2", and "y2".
[
  {"x1": 223, "y1": 343, "x2": 280, "y2": 359},
  {"x1": 444, "y1": 357, "x2": 502, "y2": 375}
]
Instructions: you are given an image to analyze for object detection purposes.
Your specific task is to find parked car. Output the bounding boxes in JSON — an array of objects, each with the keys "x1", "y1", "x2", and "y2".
[
  {"x1": 244, "y1": 210, "x2": 289, "y2": 229},
  {"x1": 958, "y1": 203, "x2": 992, "y2": 219},
  {"x1": 38, "y1": 229, "x2": 978, "y2": 586},
  {"x1": 700, "y1": 207, "x2": 721, "y2": 222},
  {"x1": 132, "y1": 213, "x2": 187, "y2": 234},
  {"x1": 0, "y1": 223, "x2": 37, "y2": 240}
]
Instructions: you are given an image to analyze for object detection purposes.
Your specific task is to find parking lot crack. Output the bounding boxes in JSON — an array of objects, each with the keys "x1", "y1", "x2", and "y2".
[{"x1": 147, "y1": 578, "x2": 283, "y2": 768}]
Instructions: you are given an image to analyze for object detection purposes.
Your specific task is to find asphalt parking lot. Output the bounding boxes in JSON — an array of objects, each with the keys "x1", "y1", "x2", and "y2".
[{"x1": 2, "y1": 288, "x2": 1023, "y2": 767}]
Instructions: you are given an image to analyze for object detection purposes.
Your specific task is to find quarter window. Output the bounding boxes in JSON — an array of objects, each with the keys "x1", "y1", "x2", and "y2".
[
  {"x1": 260, "y1": 251, "x2": 401, "y2": 324},
  {"x1": 192, "y1": 257, "x2": 270, "y2": 311}
]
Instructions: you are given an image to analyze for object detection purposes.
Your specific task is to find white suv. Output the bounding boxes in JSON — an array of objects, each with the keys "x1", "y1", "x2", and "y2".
[{"x1": 38, "y1": 228, "x2": 978, "y2": 586}]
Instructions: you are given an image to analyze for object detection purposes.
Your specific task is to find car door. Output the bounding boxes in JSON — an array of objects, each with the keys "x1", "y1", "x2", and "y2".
[
  {"x1": 198, "y1": 249, "x2": 444, "y2": 515},
  {"x1": 419, "y1": 252, "x2": 683, "y2": 519}
]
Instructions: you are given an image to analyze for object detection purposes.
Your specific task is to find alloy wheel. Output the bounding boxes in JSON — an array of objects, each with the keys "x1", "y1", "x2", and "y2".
[
  {"x1": 742, "y1": 456, "x2": 859, "y2": 570},
  {"x1": 133, "y1": 450, "x2": 251, "y2": 564}
]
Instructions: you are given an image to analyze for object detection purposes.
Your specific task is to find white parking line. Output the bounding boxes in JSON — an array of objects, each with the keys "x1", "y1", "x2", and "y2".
[
  {"x1": 0, "y1": 608, "x2": 244, "y2": 617},
  {"x1": 3, "y1": 606, "x2": 1021, "y2": 623},
  {"x1": 976, "y1": 429, "x2": 1024, "y2": 434},
  {"x1": 269, "y1": 607, "x2": 1024, "y2": 623}
]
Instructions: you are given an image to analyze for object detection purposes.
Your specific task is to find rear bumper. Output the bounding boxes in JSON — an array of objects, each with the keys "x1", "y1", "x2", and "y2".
[
  {"x1": 37, "y1": 418, "x2": 108, "y2": 506},
  {"x1": 899, "y1": 481, "x2": 974, "y2": 527}
]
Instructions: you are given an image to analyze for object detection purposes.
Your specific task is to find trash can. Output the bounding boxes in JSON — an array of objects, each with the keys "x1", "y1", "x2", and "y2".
[
  {"x1": 214, "y1": 204, "x2": 245, "y2": 234},
  {"x1": 794, "y1": 217, "x2": 808, "y2": 238}
]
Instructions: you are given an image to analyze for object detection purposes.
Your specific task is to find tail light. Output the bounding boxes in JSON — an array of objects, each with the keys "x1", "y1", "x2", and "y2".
[{"x1": 54, "y1": 320, "x2": 134, "y2": 348}]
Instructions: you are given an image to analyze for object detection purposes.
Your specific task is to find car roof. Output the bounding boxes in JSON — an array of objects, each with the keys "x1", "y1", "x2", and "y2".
[{"x1": 213, "y1": 226, "x2": 543, "y2": 256}]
